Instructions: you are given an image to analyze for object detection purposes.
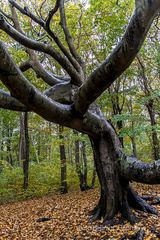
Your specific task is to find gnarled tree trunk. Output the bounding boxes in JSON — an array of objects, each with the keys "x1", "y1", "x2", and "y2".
[{"x1": 89, "y1": 120, "x2": 159, "y2": 224}]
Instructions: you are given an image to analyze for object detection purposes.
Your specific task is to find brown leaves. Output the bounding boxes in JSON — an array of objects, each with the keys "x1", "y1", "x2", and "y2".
[{"x1": 0, "y1": 184, "x2": 159, "y2": 239}]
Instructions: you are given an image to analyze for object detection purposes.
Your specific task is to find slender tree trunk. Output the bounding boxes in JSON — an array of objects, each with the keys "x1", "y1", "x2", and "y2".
[
  {"x1": 91, "y1": 163, "x2": 96, "y2": 189},
  {"x1": 117, "y1": 120, "x2": 124, "y2": 147},
  {"x1": 146, "y1": 101, "x2": 160, "y2": 161},
  {"x1": 19, "y1": 112, "x2": 29, "y2": 191},
  {"x1": 32, "y1": 139, "x2": 40, "y2": 164},
  {"x1": 59, "y1": 126, "x2": 68, "y2": 194},
  {"x1": 48, "y1": 122, "x2": 52, "y2": 161},
  {"x1": 0, "y1": 118, "x2": 4, "y2": 160},
  {"x1": 130, "y1": 136, "x2": 137, "y2": 158},
  {"x1": 137, "y1": 57, "x2": 159, "y2": 161},
  {"x1": 37, "y1": 133, "x2": 41, "y2": 158},
  {"x1": 6, "y1": 128, "x2": 13, "y2": 165},
  {"x1": 108, "y1": 82, "x2": 125, "y2": 148},
  {"x1": 74, "y1": 135, "x2": 83, "y2": 189},
  {"x1": 67, "y1": 141, "x2": 73, "y2": 165},
  {"x1": 74, "y1": 133, "x2": 90, "y2": 191},
  {"x1": 81, "y1": 141, "x2": 90, "y2": 190}
]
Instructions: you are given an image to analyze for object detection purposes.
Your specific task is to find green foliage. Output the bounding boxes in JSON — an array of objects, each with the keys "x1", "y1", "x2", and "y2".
[
  {"x1": 0, "y1": 156, "x2": 96, "y2": 203},
  {"x1": 0, "y1": 160, "x2": 12, "y2": 173}
]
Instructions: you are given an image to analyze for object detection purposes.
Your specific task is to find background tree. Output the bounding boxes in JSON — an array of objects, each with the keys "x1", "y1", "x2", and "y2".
[
  {"x1": 59, "y1": 125, "x2": 68, "y2": 194},
  {"x1": 19, "y1": 112, "x2": 29, "y2": 190}
]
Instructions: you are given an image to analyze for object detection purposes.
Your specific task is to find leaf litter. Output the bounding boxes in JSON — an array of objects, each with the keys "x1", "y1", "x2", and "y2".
[{"x1": 0, "y1": 184, "x2": 159, "y2": 239}]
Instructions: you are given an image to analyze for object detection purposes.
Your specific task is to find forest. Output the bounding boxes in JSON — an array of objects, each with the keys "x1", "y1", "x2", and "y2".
[{"x1": 0, "y1": 0, "x2": 159, "y2": 239}]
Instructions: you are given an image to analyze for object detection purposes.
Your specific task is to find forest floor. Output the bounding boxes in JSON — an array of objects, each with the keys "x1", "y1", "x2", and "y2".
[{"x1": 0, "y1": 184, "x2": 159, "y2": 240}]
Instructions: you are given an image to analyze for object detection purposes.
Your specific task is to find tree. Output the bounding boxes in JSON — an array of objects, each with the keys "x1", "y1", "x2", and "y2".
[
  {"x1": 59, "y1": 125, "x2": 68, "y2": 194},
  {"x1": 74, "y1": 132, "x2": 90, "y2": 191},
  {"x1": 19, "y1": 112, "x2": 29, "y2": 190},
  {"x1": 0, "y1": 0, "x2": 159, "y2": 224}
]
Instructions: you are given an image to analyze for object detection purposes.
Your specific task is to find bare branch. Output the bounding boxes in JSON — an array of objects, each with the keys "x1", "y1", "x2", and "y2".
[
  {"x1": 9, "y1": 0, "x2": 45, "y2": 27},
  {"x1": 72, "y1": 0, "x2": 160, "y2": 116},
  {"x1": 59, "y1": 0, "x2": 84, "y2": 71},
  {"x1": 20, "y1": 55, "x2": 63, "y2": 86},
  {"x1": 46, "y1": 0, "x2": 60, "y2": 29},
  {"x1": 0, "y1": 8, "x2": 13, "y2": 21},
  {"x1": 39, "y1": 0, "x2": 47, "y2": 20},
  {"x1": 136, "y1": 55, "x2": 152, "y2": 93},
  {"x1": 29, "y1": 58, "x2": 63, "y2": 85},
  {"x1": 121, "y1": 155, "x2": 160, "y2": 184},
  {"x1": 27, "y1": 50, "x2": 71, "y2": 85},
  {"x1": 8, "y1": 0, "x2": 83, "y2": 75},
  {"x1": 10, "y1": 6, "x2": 64, "y2": 87},
  {"x1": 19, "y1": 60, "x2": 32, "y2": 72},
  {"x1": 10, "y1": 3, "x2": 24, "y2": 36},
  {"x1": 0, "y1": 15, "x2": 82, "y2": 86},
  {"x1": 0, "y1": 40, "x2": 74, "y2": 125},
  {"x1": 52, "y1": 73, "x2": 70, "y2": 82}
]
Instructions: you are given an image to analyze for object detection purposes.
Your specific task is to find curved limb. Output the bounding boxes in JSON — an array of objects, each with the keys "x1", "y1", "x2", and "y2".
[
  {"x1": 120, "y1": 155, "x2": 160, "y2": 184},
  {"x1": 0, "y1": 15, "x2": 82, "y2": 86},
  {"x1": 0, "y1": 89, "x2": 29, "y2": 111},
  {"x1": 9, "y1": 0, "x2": 83, "y2": 74}
]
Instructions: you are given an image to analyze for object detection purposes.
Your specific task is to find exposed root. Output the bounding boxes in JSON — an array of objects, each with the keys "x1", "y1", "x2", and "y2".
[
  {"x1": 128, "y1": 188, "x2": 159, "y2": 215},
  {"x1": 151, "y1": 199, "x2": 160, "y2": 205},
  {"x1": 89, "y1": 205, "x2": 98, "y2": 216},
  {"x1": 90, "y1": 186, "x2": 159, "y2": 225},
  {"x1": 141, "y1": 196, "x2": 160, "y2": 205},
  {"x1": 120, "y1": 201, "x2": 138, "y2": 224},
  {"x1": 119, "y1": 187, "x2": 138, "y2": 224},
  {"x1": 90, "y1": 208, "x2": 101, "y2": 221}
]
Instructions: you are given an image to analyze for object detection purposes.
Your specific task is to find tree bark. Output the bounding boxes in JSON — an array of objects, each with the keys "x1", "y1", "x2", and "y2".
[
  {"x1": 74, "y1": 134, "x2": 84, "y2": 190},
  {"x1": 130, "y1": 136, "x2": 137, "y2": 158},
  {"x1": 91, "y1": 166, "x2": 96, "y2": 189},
  {"x1": 19, "y1": 112, "x2": 29, "y2": 191},
  {"x1": 74, "y1": 133, "x2": 90, "y2": 191},
  {"x1": 59, "y1": 126, "x2": 68, "y2": 194},
  {"x1": 90, "y1": 123, "x2": 159, "y2": 224},
  {"x1": 137, "y1": 56, "x2": 160, "y2": 161},
  {"x1": 81, "y1": 141, "x2": 90, "y2": 190},
  {"x1": 146, "y1": 101, "x2": 160, "y2": 161},
  {"x1": 6, "y1": 128, "x2": 13, "y2": 166},
  {"x1": 0, "y1": 118, "x2": 4, "y2": 160}
]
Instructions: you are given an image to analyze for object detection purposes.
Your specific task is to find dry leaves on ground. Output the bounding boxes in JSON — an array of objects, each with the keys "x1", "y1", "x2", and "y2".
[{"x1": 0, "y1": 184, "x2": 159, "y2": 240}]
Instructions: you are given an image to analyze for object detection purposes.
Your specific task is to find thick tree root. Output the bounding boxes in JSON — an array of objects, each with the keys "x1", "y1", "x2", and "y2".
[
  {"x1": 151, "y1": 199, "x2": 160, "y2": 205},
  {"x1": 119, "y1": 187, "x2": 138, "y2": 224},
  {"x1": 89, "y1": 207, "x2": 101, "y2": 221},
  {"x1": 90, "y1": 187, "x2": 159, "y2": 225},
  {"x1": 141, "y1": 196, "x2": 160, "y2": 205},
  {"x1": 128, "y1": 188, "x2": 159, "y2": 215},
  {"x1": 120, "y1": 198, "x2": 138, "y2": 224}
]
